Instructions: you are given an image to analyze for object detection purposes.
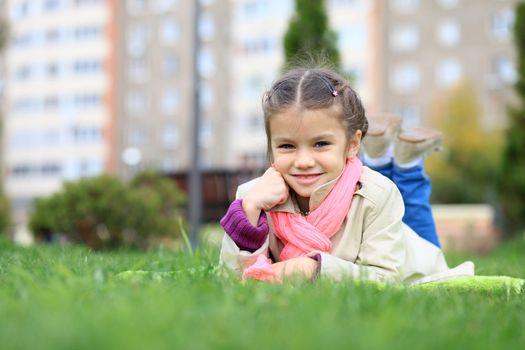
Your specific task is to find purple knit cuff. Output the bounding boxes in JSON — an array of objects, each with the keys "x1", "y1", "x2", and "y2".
[{"x1": 220, "y1": 199, "x2": 269, "y2": 252}]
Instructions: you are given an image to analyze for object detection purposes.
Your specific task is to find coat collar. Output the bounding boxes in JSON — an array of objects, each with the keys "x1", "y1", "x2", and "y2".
[{"x1": 269, "y1": 167, "x2": 360, "y2": 215}]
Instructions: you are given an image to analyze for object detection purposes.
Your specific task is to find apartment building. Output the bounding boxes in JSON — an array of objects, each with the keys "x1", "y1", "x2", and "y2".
[
  {"x1": 2, "y1": 0, "x2": 116, "y2": 222},
  {"x1": 381, "y1": 0, "x2": 518, "y2": 129},
  {"x1": 1, "y1": 0, "x2": 231, "y2": 228},
  {"x1": 118, "y1": 0, "x2": 231, "y2": 180},
  {"x1": 229, "y1": 0, "x2": 381, "y2": 168}
]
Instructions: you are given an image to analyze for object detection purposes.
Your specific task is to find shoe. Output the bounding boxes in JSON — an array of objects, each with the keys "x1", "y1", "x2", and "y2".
[
  {"x1": 394, "y1": 127, "x2": 443, "y2": 165},
  {"x1": 361, "y1": 113, "x2": 402, "y2": 158}
]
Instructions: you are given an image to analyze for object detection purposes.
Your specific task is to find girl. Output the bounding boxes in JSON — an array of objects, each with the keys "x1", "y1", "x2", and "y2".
[{"x1": 220, "y1": 67, "x2": 473, "y2": 284}]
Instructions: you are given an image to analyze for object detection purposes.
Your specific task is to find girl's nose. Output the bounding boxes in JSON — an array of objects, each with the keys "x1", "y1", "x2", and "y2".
[{"x1": 294, "y1": 150, "x2": 315, "y2": 169}]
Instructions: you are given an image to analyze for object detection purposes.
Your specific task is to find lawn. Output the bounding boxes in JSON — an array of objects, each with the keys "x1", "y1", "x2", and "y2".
[{"x1": 0, "y1": 235, "x2": 524, "y2": 350}]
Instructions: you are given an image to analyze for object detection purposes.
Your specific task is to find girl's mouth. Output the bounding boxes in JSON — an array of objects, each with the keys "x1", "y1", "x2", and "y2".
[{"x1": 291, "y1": 173, "x2": 323, "y2": 185}]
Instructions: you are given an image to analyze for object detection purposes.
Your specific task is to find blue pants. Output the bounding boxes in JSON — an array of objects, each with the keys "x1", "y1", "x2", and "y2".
[{"x1": 367, "y1": 162, "x2": 441, "y2": 248}]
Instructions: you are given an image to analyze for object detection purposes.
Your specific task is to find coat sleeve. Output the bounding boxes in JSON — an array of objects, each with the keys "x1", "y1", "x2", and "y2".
[
  {"x1": 219, "y1": 179, "x2": 271, "y2": 278},
  {"x1": 311, "y1": 183, "x2": 406, "y2": 283}
]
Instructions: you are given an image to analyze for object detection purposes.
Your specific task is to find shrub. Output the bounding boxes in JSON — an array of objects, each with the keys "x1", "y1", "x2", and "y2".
[
  {"x1": 29, "y1": 173, "x2": 186, "y2": 249},
  {"x1": 0, "y1": 192, "x2": 11, "y2": 236}
]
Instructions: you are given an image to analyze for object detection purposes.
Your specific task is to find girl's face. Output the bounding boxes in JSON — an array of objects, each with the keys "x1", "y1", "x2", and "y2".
[{"x1": 269, "y1": 107, "x2": 361, "y2": 209}]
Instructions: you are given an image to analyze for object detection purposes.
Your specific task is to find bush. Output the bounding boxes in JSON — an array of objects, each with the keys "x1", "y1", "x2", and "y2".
[
  {"x1": 29, "y1": 173, "x2": 186, "y2": 249},
  {"x1": 0, "y1": 191, "x2": 11, "y2": 236}
]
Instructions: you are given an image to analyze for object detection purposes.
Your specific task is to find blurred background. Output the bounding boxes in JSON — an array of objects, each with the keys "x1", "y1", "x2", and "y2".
[{"x1": 0, "y1": 0, "x2": 522, "y2": 252}]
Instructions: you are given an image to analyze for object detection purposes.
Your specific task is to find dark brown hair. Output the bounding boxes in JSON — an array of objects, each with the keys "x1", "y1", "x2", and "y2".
[{"x1": 262, "y1": 67, "x2": 368, "y2": 161}]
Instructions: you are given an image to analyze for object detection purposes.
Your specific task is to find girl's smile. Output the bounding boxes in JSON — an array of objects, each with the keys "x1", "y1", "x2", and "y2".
[{"x1": 269, "y1": 107, "x2": 361, "y2": 211}]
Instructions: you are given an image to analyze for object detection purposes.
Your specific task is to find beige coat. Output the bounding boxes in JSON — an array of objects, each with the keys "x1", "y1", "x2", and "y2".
[{"x1": 220, "y1": 166, "x2": 474, "y2": 284}]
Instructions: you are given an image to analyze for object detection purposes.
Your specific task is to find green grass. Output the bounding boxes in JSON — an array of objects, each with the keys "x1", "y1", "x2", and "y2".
[{"x1": 1, "y1": 236, "x2": 524, "y2": 350}]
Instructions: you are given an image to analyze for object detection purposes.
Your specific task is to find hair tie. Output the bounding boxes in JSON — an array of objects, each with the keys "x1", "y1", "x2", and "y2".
[{"x1": 319, "y1": 74, "x2": 338, "y2": 97}]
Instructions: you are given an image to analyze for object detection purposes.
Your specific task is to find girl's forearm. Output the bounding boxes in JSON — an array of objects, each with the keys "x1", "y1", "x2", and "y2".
[{"x1": 220, "y1": 199, "x2": 269, "y2": 252}]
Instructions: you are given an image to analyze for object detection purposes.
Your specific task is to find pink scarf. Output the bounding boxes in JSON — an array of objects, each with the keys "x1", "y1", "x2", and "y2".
[{"x1": 242, "y1": 157, "x2": 363, "y2": 281}]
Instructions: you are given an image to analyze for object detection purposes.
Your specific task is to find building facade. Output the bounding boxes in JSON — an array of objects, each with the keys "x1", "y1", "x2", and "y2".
[
  {"x1": 117, "y1": 0, "x2": 231, "y2": 180},
  {"x1": 2, "y1": 0, "x2": 116, "y2": 224},
  {"x1": 380, "y1": 0, "x2": 518, "y2": 129}
]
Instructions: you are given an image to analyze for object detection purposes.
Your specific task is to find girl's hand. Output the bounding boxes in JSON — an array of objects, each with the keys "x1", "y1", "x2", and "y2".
[
  {"x1": 242, "y1": 167, "x2": 289, "y2": 226},
  {"x1": 271, "y1": 257, "x2": 319, "y2": 282}
]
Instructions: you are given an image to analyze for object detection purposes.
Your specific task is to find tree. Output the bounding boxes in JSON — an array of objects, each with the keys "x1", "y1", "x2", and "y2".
[
  {"x1": 0, "y1": 20, "x2": 10, "y2": 236},
  {"x1": 426, "y1": 82, "x2": 503, "y2": 204},
  {"x1": 283, "y1": 0, "x2": 340, "y2": 69},
  {"x1": 498, "y1": 1, "x2": 525, "y2": 235},
  {"x1": 29, "y1": 173, "x2": 187, "y2": 249}
]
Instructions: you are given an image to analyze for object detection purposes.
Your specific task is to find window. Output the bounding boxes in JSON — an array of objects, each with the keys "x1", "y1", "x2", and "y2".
[
  {"x1": 11, "y1": 164, "x2": 32, "y2": 177},
  {"x1": 127, "y1": 24, "x2": 148, "y2": 56},
  {"x1": 71, "y1": 126, "x2": 103, "y2": 143},
  {"x1": 41, "y1": 163, "x2": 61, "y2": 176},
  {"x1": 390, "y1": 24, "x2": 419, "y2": 51},
  {"x1": 199, "y1": 121, "x2": 213, "y2": 148},
  {"x1": 161, "y1": 54, "x2": 177, "y2": 76},
  {"x1": 243, "y1": 37, "x2": 275, "y2": 55},
  {"x1": 389, "y1": 0, "x2": 419, "y2": 13},
  {"x1": 491, "y1": 8, "x2": 514, "y2": 41},
  {"x1": 161, "y1": 88, "x2": 179, "y2": 112},
  {"x1": 436, "y1": 19, "x2": 461, "y2": 47},
  {"x1": 197, "y1": 49, "x2": 215, "y2": 78},
  {"x1": 73, "y1": 59, "x2": 103, "y2": 75},
  {"x1": 494, "y1": 57, "x2": 517, "y2": 84},
  {"x1": 73, "y1": 94, "x2": 102, "y2": 108},
  {"x1": 43, "y1": 0, "x2": 63, "y2": 12},
  {"x1": 11, "y1": 1, "x2": 30, "y2": 19},
  {"x1": 127, "y1": 91, "x2": 148, "y2": 114},
  {"x1": 73, "y1": 25, "x2": 103, "y2": 40},
  {"x1": 199, "y1": 13, "x2": 215, "y2": 41},
  {"x1": 10, "y1": 131, "x2": 37, "y2": 148},
  {"x1": 129, "y1": 58, "x2": 148, "y2": 82},
  {"x1": 199, "y1": 84, "x2": 214, "y2": 109},
  {"x1": 150, "y1": 0, "x2": 177, "y2": 13},
  {"x1": 390, "y1": 63, "x2": 420, "y2": 93},
  {"x1": 242, "y1": 1, "x2": 270, "y2": 19},
  {"x1": 436, "y1": 59, "x2": 462, "y2": 87},
  {"x1": 127, "y1": 127, "x2": 147, "y2": 145},
  {"x1": 159, "y1": 20, "x2": 179, "y2": 45},
  {"x1": 64, "y1": 159, "x2": 103, "y2": 179},
  {"x1": 15, "y1": 66, "x2": 32, "y2": 80},
  {"x1": 162, "y1": 124, "x2": 180, "y2": 147}
]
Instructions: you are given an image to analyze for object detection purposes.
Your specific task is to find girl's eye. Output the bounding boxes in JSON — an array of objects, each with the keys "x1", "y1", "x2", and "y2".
[
  {"x1": 314, "y1": 141, "x2": 330, "y2": 148},
  {"x1": 278, "y1": 144, "x2": 295, "y2": 150}
]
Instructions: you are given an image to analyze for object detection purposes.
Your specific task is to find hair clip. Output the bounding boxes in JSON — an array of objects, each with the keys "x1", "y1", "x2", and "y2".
[{"x1": 332, "y1": 90, "x2": 338, "y2": 97}]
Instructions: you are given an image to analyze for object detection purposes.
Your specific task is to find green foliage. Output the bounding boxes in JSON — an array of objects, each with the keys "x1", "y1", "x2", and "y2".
[
  {"x1": 29, "y1": 172, "x2": 186, "y2": 249},
  {"x1": 426, "y1": 82, "x2": 503, "y2": 204},
  {"x1": 0, "y1": 191, "x2": 10, "y2": 235},
  {"x1": 498, "y1": 1, "x2": 525, "y2": 235},
  {"x1": 283, "y1": 0, "x2": 341, "y2": 69},
  {"x1": 0, "y1": 238, "x2": 524, "y2": 349}
]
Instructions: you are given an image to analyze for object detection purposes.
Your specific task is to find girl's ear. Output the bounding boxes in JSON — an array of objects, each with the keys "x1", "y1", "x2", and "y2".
[{"x1": 346, "y1": 130, "x2": 362, "y2": 159}]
